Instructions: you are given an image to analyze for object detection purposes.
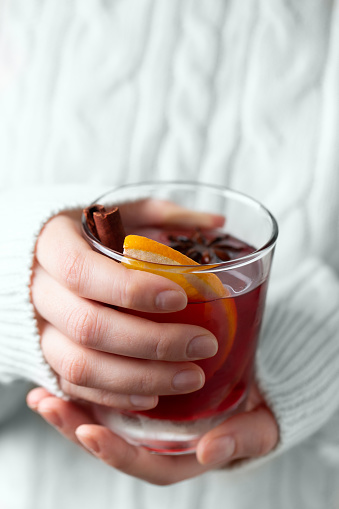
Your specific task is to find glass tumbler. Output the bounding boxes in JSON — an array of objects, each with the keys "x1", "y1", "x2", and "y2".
[{"x1": 81, "y1": 181, "x2": 278, "y2": 455}]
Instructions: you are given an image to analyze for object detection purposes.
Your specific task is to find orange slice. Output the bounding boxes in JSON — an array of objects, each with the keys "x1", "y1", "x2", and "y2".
[{"x1": 123, "y1": 235, "x2": 237, "y2": 377}]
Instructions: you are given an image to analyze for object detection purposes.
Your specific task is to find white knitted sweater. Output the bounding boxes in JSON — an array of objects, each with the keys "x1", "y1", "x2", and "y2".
[{"x1": 1, "y1": 1, "x2": 339, "y2": 508}]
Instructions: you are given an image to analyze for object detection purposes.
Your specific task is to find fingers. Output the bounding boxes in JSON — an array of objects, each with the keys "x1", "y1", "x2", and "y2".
[
  {"x1": 27, "y1": 386, "x2": 279, "y2": 486},
  {"x1": 26, "y1": 387, "x2": 53, "y2": 410},
  {"x1": 59, "y1": 380, "x2": 159, "y2": 410},
  {"x1": 28, "y1": 388, "x2": 210, "y2": 485},
  {"x1": 75, "y1": 425, "x2": 209, "y2": 485},
  {"x1": 119, "y1": 199, "x2": 225, "y2": 229},
  {"x1": 35, "y1": 214, "x2": 187, "y2": 313},
  {"x1": 41, "y1": 324, "x2": 205, "y2": 397},
  {"x1": 196, "y1": 404, "x2": 279, "y2": 466},
  {"x1": 28, "y1": 375, "x2": 158, "y2": 416},
  {"x1": 32, "y1": 264, "x2": 218, "y2": 362},
  {"x1": 27, "y1": 388, "x2": 95, "y2": 446}
]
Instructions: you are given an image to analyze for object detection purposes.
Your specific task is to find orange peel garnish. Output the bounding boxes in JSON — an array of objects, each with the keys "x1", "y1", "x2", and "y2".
[{"x1": 123, "y1": 235, "x2": 237, "y2": 376}]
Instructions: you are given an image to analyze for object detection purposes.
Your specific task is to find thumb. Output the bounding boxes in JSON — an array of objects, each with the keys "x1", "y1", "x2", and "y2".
[{"x1": 196, "y1": 405, "x2": 279, "y2": 466}]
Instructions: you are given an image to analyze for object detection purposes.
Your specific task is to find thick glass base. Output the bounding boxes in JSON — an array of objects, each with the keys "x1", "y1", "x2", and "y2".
[{"x1": 92, "y1": 390, "x2": 247, "y2": 455}]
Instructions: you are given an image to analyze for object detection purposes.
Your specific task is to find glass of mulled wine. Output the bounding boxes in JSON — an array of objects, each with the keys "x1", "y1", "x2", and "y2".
[{"x1": 81, "y1": 181, "x2": 278, "y2": 455}]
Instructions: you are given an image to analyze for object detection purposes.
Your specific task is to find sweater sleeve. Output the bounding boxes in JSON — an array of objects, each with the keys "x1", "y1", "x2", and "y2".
[
  {"x1": 0, "y1": 184, "x2": 106, "y2": 422},
  {"x1": 1, "y1": 185, "x2": 339, "y2": 456},
  {"x1": 256, "y1": 257, "x2": 339, "y2": 454}
]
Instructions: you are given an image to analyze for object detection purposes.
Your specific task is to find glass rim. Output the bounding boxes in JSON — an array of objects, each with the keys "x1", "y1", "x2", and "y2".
[{"x1": 81, "y1": 180, "x2": 279, "y2": 273}]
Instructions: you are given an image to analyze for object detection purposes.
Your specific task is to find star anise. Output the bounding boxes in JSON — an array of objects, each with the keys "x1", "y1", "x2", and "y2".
[{"x1": 168, "y1": 229, "x2": 248, "y2": 264}]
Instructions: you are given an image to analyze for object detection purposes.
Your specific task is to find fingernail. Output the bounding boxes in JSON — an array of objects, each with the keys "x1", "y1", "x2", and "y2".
[
  {"x1": 155, "y1": 290, "x2": 187, "y2": 311},
  {"x1": 186, "y1": 335, "x2": 218, "y2": 359},
  {"x1": 27, "y1": 401, "x2": 39, "y2": 412},
  {"x1": 130, "y1": 395, "x2": 158, "y2": 409},
  {"x1": 76, "y1": 429, "x2": 100, "y2": 454},
  {"x1": 204, "y1": 436, "x2": 235, "y2": 465},
  {"x1": 26, "y1": 394, "x2": 40, "y2": 412},
  {"x1": 172, "y1": 369, "x2": 204, "y2": 392},
  {"x1": 39, "y1": 409, "x2": 63, "y2": 429}
]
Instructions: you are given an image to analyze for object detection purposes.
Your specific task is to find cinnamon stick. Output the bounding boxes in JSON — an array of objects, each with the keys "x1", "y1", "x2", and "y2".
[{"x1": 83, "y1": 205, "x2": 126, "y2": 252}]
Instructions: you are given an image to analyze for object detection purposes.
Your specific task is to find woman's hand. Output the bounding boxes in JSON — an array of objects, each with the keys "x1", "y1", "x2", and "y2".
[
  {"x1": 29, "y1": 199, "x2": 279, "y2": 483},
  {"x1": 27, "y1": 382, "x2": 279, "y2": 485},
  {"x1": 31, "y1": 201, "x2": 223, "y2": 411}
]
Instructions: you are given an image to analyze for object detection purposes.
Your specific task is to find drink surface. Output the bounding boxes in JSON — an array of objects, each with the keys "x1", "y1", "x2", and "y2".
[{"x1": 124, "y1": 227, "x2": 267, "y2": 422}]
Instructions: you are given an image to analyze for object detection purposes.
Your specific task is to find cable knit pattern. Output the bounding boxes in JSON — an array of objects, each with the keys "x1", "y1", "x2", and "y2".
[
  {"x1": 156, "y1": 0, "x2": 226, "y2": 179},
  {"x1": 1, "y1": 1, "x2": 339, "y2": 508}
]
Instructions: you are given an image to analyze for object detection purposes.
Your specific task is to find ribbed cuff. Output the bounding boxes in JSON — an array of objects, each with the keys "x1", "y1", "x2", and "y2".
[
  {"x1": 0, "y1": 184, "x2": 106, "y2": 396},
  {"x1": 256, "y1": 257, "x2": 339, "y2": 452}
]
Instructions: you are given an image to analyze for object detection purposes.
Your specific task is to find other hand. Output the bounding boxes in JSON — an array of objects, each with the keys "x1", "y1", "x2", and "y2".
[{"x1": 27, "y1": 382, "x2": 279, "y2": 485}]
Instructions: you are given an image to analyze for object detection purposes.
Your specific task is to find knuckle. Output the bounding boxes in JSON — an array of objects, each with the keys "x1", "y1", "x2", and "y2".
[
  {"x1": 137, "y1": 367, "x2": 155, "y2": 394},
  {"x1": 61, "y1": 249, "x2": 89, "y2": 293},
  {"x1": 65, "y1": 306, "x2": 101, "y2": 348},
  {"x1": 99, "y1": 390, "x2": 120, "y2": 408},
  {"x1": 60, "y1": 352, "x2": 89, "y2": 387},
  {"x1": 108, "y1": 447, "x2": 137, "y2": 473},
  {"x1": 154, "y1": 332, "x2": 172, "y2": 361},
  {"x1": 115, "y1": 270, "x2": 141, "y2": 309}
]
